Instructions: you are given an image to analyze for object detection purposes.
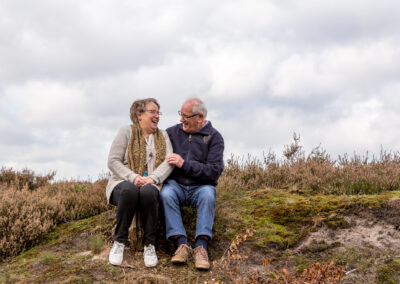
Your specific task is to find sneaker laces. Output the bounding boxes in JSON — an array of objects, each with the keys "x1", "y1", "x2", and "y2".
[
  {"x1": 112, "y1": 242, "x2": 124, "y2": 254},
  {"x1": 195, "y1": 247, "x2": 208, "y2": 261},
  {"x1": 174, "y1": 244, "x2": 190, "y2": 256}
]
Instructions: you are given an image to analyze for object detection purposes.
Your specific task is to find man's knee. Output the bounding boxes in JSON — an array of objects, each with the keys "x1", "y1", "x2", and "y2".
[
  {"x1": 197, "y1": 186, "x2": 216, "y2": 204},
  {"x1": 160, "y1": 185, "x2": 177, "y2": 202}
]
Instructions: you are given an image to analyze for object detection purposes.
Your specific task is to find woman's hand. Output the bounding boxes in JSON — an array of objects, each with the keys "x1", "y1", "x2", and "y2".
[{"x1": 134, "y1": 176, "x2": 155, "y2": 187}]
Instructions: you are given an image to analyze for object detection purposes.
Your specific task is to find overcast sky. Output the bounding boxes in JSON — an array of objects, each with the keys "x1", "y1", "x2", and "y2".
[{"x1": 1, "y1": 0, "x2": 400, "y2": 180}]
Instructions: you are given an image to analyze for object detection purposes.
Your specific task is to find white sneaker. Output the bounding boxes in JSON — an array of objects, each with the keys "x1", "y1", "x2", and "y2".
[
  {"x1": 144, "y1": 244, "x2": 158, "y2": 267},
  {"x1": 109, "y1": 241, "x2": 125, "y2": 266}
]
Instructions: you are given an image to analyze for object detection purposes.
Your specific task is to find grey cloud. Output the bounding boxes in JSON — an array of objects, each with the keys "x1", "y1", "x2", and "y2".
[
  {"x1": 1, "y1": 0, "x2": 400, "y2": 179},
  {"x1": 0, "y1": 1, "x2": 188, "y2": 83}
]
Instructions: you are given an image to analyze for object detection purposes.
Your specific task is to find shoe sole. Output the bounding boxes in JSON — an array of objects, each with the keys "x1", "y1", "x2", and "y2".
[
  {"x1": 171, "y1": 259, "x2": 187, "y2": 264},
  {"x1": 145, "y1": 262, "x2": 158, "y2": 268},
  {"x1": 195, "y1": 264, "x2": 210, "y2": 270},
  {"x1": 109, "y1": 260, "x2": 122, "y2": 266}
]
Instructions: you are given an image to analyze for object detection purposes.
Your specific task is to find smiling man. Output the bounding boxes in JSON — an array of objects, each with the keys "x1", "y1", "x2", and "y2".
[{"x1": 160, "y1": 97, "x2": 224, "y2": 270}]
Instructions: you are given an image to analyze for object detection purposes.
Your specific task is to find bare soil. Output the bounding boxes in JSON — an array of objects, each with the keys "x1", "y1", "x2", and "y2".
[{"x1": 296, "y1": 214, "x2": 400, "y2": 254}]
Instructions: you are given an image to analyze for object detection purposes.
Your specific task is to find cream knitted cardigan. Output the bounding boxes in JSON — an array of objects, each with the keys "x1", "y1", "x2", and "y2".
[{"x1": 105, "y1": 125, "x2": 174, "y2": 203}]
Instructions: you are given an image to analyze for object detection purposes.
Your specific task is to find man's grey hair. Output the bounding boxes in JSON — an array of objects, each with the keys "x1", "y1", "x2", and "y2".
[{"x1": 189, "y1": 97, "x2": 208, "y2": 119}]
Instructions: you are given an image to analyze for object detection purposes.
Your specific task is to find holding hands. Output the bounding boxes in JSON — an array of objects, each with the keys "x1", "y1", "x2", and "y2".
[
  {"x1": 133, "y1": 153, "x2": 183, "y2": 188},
  {"x1": 134, "y1": 176, "x2": 155, "y2": 187}
]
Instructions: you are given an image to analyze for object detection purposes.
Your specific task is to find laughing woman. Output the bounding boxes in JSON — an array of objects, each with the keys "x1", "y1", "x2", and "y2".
[{"x1": 106, "y1": 98, "x2": 173, "y2": 267}]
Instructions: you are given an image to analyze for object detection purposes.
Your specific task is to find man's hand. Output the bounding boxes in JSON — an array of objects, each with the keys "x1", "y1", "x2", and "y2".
[
  {"x1": 134, "y1": 176, "x2": 155, "y2": 187},
  {"x1": 167, "y1": 153, "x2": 184, "y2": 168}
]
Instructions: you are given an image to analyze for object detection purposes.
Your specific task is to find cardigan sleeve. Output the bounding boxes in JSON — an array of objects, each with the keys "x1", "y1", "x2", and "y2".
[
  {"x1": 107, "y1": 125, "x2": 138, "y2": 183},
  {"x1": 148, "y1": 130, "x2": 174, "y2": 185}
]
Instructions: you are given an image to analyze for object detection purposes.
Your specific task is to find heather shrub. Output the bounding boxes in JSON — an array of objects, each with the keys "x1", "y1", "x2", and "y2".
[
  {"x1": 0, "y1": 185, "x2": 62, "y2": 258},
  {"x1": 218, "y1": 134, "x2": 400, "y2": 195},
  {"x1": 52, "y1": 179, "x2": 109, "y2": 220},
  {"x1": 218, "y1": 154, "x2": 267, "y2": 192},
  {"x1": 0, "y1": 170, "x2": 110, "y2": 260},
  {"x1": 0, "y1": 167, "x2": 55, "y2": 191}
]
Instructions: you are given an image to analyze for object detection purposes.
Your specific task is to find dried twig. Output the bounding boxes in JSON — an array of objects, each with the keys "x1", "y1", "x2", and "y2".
[{"x1": 345, "y1": 268, "x2": 357, "y2": 276}]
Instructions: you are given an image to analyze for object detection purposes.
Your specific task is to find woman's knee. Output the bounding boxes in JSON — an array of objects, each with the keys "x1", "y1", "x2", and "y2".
[
  {"x1": 119, "y1": 182, "x2": 139, "y2": 202},
  {"x1": 140, "y1": 184, "x2": 159, "y2": 204}
]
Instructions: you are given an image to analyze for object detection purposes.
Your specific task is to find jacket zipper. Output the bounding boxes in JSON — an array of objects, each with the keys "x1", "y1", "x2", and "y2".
[{"x1": 185, "y1": 134, "x2": 192, "y2": 184}]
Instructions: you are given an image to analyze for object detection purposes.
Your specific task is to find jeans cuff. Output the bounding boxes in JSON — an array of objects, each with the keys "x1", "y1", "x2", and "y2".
[
  {"x1": 195, "y1": 232, "x2": 212, "y2": 240},
  {"x1": 166, "y1": 231, "x2": 187, "y2": 240}
]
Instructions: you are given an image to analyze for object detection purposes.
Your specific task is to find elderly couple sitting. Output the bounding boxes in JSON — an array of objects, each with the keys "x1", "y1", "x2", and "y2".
[{"x1": 105, "y1": 97, "x2": 224, "y2": 270}]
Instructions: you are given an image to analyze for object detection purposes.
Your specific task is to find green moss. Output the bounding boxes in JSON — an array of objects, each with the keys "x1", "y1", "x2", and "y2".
[
  {"x1": 44, "y1": 217, "x2": 97, "y2": 244},
  {"x1": 376, "y1": 260, "x2": 400, "y2": 284},
  {"x1": 0, "y1": 269, "x2": 10, "y2": 282},
  {"x1": 324, "y1": 215, "x2": 350, "y2": 229},
  {"x1": 293, "y1": 256, "x2": 315, "y2": 274},
  {"x1": 228, "y1": 189, "x2": 400, "y2": 250},
  {"x1": 13, "y1": 247, "x2": 39, "y2": 261},
  {"x1": 333, "y1": 246, "x2": 388, "y2": 277}
]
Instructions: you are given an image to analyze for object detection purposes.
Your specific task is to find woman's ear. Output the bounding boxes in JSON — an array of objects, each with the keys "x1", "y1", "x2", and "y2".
[{"x1": 137, "y1": 113, "x2": 142, "y2": 122}]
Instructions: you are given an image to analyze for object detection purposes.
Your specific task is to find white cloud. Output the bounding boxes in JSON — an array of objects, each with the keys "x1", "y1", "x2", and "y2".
[
  {"x1": 1, "y1": 0, "x2": 400, "y2": 179},
  {"x1": 3, "y1": 81, "x2": 87, "y2": 127},
  {"x1": 270, "y1": 38, "x2": 400, "y2": 100},
  {"x1": 206, "y1": 40, "x2": 273, "y2": 100}
]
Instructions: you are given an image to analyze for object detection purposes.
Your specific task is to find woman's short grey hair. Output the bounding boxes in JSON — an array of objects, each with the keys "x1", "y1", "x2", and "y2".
[
  {"x1": 130, "y1": 98, "x2": 160, "y2": 123},
  {"x1": 190, "y1": 98, "x2": 208, "y2": 119}
]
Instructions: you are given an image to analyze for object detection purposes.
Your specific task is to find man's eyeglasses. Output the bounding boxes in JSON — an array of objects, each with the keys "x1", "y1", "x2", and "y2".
[
  {"x1": 145, "y1": 109, "x2": 162, "y2": 115},
  {"x1": 178, "y1": 111, "x2": 199, "y2": 120}
]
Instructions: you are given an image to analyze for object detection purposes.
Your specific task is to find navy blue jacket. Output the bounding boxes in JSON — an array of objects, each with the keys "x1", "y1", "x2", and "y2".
[{"x1": 166, "y1": 122, "x2": 224, "y2": 186}]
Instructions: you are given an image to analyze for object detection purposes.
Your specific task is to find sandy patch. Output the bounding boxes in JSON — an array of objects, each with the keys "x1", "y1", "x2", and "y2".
[{"x1": 296, "y1": 215, "x2": 400, "y2": 253}]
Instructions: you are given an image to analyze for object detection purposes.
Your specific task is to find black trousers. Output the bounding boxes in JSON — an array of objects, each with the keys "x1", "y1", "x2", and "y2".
[{"x1": 110, "y1": 181, "x2": 159, "y2": 246}]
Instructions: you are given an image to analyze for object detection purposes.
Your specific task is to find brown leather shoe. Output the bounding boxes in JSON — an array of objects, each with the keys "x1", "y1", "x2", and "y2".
[
  {"x1": 171, "y1": 244, "x2": 192, "y2": 264},
  {"x1": 193, "y1": 246, "x2": 210, "y2": 270}
]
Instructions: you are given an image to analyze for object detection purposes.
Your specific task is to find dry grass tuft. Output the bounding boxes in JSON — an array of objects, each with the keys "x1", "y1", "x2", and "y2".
[{"x1": 88, "y1": 234, "x2": 104, "y2": 254}]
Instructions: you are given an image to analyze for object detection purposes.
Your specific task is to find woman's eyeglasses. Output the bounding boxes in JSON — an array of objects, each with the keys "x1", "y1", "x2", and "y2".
[{"x1": 145, "y1": 109, "x2": 162, "y2": 115}]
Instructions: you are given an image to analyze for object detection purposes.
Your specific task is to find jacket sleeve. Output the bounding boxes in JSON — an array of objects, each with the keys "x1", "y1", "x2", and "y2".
[
  {"x1": 107, "y1": 126, "x2": 138, "y2": 183},
  {"x1": 181, "y1": 132, "x2": 224, "y2": 184},
  {"x1": 148, "y1": 130, "x2": 174, "y2": 184}
]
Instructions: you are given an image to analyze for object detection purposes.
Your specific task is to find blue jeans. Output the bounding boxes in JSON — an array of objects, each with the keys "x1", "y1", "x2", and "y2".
[{"x1": 160, "y1": 179, "x2": 216, "y2": 240}]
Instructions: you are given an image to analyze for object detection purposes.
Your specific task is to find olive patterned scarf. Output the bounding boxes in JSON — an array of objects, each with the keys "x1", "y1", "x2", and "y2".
[{"x1": 127, "y1": 122, "x2": 166, "y2": 178}]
